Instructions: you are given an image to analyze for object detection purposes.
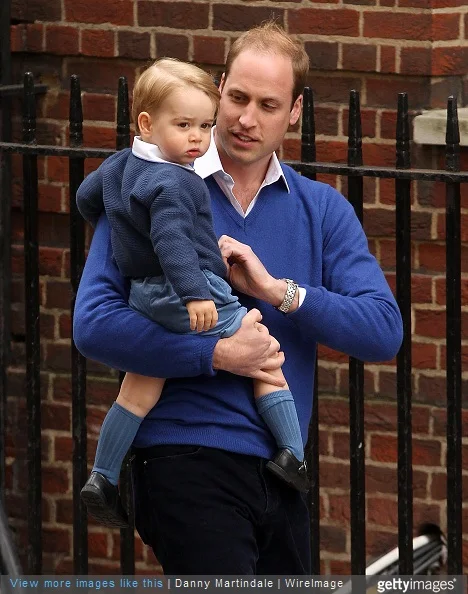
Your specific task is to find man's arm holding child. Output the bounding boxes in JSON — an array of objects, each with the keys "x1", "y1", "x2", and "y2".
[{"x1": 73, "y1": 214, "x2": 284, "y2": 383}]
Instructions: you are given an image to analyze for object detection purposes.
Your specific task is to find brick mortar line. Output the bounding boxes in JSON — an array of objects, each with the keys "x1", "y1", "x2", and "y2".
[
  {"x1": 432, "y1": 6, "x2": 468, "y2": 12},
  {"x1": 431, "y1": 39, "x2": 468, "y2": 45},
  {"x1": 368, "y1": 431, "x2": 446, "y2": 440},
  {"x1": 412, "y1": 302, "x2": 462, "y2": 310},
  {"x1": 416, "y1": 369, "x2": 468, "y2": 379},
  {"x1": 314, "y1": 134, "x2": 401, "y2": 144},
  {"x1": 40, "y1": 24, "x2": 458, "y2": 48},
  {"x1": 355, "y1": 5, "x2": 468, "y2": 11}
]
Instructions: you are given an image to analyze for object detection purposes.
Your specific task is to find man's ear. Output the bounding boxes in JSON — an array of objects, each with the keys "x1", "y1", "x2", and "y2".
[
  {"x1": 138, "y1": 112, "x2": 152, "y2": 139},
  {"x1": 218, "y1": 73, "x2": 226, "y2": 94},
  {"x1": 289, "y1": 95, "x2": 303, "y2": 127}
]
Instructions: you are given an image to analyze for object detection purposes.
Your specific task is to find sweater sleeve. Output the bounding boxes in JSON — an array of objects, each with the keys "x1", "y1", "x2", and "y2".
[
  {"x1": 148, "y1": 179, "x2": 213, "y2": 303},
  {"x1": 287, "y1": 187, "x2": 403, "y2": 362},
  {"x1": 76, "y1": 165, "x2": 105, "y2": 227},
  {"x1": 73, "y1": 213, "x2": 218, "y2": 377}
]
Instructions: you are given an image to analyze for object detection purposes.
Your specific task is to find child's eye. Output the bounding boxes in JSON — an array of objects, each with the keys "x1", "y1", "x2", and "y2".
[
  {"x1": 178, "y1": 122, "x2": 189, "y2": 128},
  {"x1": 201, "y1": 123, "x2": 212, "y2": 129}
]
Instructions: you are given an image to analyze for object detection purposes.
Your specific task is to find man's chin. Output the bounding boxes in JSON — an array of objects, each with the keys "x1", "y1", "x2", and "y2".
[{"x1": 226, "y1": 143, "x2": 263, "y2": 165}]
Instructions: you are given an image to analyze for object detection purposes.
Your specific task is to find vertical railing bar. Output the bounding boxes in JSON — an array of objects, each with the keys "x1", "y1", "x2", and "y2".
[
  {"x1": 395, "y1": 92, "x2": 413, "y2": 575},
  {"x1": 115, "y1": 76, "x2": 135, "y2": 575},
  {"x1": 444, "y1": 96, "x2": 462, "y2": 574},
  {"x1": 116, "y1": 77, "x2": 130, "y2": 152},
  {"x1": 306, "y1": 356, "x2": 320, "y2": 575},
  {"x1": 0, "y1": 0, "x2": 11, "y2": 86},
  {"x1": 301, "y1": 87, "x2": 320, "y2": 575},
  {"x1": 347, "y1": 90, "x2": 366, "y2": 576},
  {"x1": 0, "y1": 0, "x2": 12, "y2": 501},
  {"x1": 23, "y1": 72, "x2": 42, "y2": 573},
  {"x1": 69, "y1": 74, "x2": 88, "y2": 574},
  {"x1": 301, "y1": 87, "x2": 316, "y2": 174}
]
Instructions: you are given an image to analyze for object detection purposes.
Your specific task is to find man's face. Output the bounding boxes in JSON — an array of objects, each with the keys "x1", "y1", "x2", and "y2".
[{"x1": 215, "y1": 49, "x2": 302, "y2": 172}]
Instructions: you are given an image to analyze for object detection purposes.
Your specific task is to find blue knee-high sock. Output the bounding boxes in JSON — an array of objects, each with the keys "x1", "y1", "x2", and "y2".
[
  {"x1": 92, "y1": 402, "x2": 143, "y2": 485},
  {"x1": 256, "y1": 390, "x2": 304, "y2": 461}
]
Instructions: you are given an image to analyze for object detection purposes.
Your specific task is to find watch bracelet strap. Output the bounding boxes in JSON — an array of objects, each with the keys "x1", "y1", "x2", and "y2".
[{"x1": 277, "y1": 278, "x2": 298, "y2": 313}]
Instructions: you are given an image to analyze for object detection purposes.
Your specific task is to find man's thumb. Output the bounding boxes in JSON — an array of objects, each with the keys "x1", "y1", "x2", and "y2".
[{"x1": 245, "y1": 308, "x2": 262, "y2": 323}]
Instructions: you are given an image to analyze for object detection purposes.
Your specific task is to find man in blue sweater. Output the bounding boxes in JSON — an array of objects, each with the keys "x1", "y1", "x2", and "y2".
[{"x1": 74, "y1": 21, "x2": 403, "y2": 574}]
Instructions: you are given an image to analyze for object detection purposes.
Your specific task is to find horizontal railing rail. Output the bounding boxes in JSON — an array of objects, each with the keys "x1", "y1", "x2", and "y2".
[{"x1": 0, "y1": 73, "x2": 464, "y2": 576}]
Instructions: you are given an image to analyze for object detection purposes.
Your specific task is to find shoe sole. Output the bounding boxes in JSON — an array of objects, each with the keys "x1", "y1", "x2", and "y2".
[
  {"x1": 80, "y1": 486, "x2": 129, "y2": 529},
  {"x1": 266, "y1": 461, "x2": 309, "y2": 494}
]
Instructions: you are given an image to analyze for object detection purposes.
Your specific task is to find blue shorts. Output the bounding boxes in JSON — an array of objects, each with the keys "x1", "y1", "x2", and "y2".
[{"x1": 129, "y1": 269, "x2": 247, "y2": 338}]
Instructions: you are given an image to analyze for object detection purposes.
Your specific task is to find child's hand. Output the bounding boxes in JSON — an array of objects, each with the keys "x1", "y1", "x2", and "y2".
[{"x1": 186, "y1": 300, "x2": 219, "y2": 332}]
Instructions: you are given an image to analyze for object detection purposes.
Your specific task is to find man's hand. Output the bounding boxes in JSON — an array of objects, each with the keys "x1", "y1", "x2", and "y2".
[
  {"x1": 212, "y1": 308, "x2": 285, "y2": 385},
  {"x1": 218, "y1": 235, "x2": 297, "y2": 310},
  {"x1": 186, "y1": 300, "x2": 218, "y2": 332}
]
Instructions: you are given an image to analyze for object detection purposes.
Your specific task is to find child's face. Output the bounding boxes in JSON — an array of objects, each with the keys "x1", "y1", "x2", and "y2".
[{"x1": 143, "y1": 87, "x2": 216, "y2": 165}]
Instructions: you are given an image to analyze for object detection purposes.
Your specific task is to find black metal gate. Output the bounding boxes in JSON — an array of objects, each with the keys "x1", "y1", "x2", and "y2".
[{"x1": 0, "y1": 70, "x2": 465, "y2": 576}]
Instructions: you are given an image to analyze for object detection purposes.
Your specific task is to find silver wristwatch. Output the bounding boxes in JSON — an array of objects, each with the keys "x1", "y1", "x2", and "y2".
[{"x1": 277, "y1": 278, "x2": 299, "y2": 313}]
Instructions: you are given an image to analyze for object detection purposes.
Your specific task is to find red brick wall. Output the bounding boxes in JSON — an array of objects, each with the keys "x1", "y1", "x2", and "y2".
[{"x1": 6, "y1": 0, "x2": 468, "y2": 574}]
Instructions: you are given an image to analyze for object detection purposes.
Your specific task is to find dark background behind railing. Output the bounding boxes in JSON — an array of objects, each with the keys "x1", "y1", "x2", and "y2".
[{"x1": 0, "y1": 73, "x2": 466, "y2": 575}]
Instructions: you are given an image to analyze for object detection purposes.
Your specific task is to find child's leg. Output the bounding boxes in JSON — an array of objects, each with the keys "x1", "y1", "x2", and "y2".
[
  {"x1": 92, "y1": 373, "x2": 165, "y2": 485},
  {"x1": 253, "y1": 369, "x2": 304, "y2": 462}
]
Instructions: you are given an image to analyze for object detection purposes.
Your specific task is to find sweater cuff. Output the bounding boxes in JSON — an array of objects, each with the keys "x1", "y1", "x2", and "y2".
[
  {"x1": 199, "y1": 335, "x2": 219, "y2": 377},
  {"x1": 287, "y1": 285, "x2": 324, "y2": 326}
]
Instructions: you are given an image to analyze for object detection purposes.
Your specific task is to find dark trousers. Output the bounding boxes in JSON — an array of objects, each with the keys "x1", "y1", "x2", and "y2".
[{"x1": 132, "y1": 444, "x2": 311, "y2": 575}]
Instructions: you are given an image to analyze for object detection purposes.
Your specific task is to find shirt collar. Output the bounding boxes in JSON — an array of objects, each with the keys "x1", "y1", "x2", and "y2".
[
  {"x1": 194, "y1": 127, "x2": 290, "y2": 193},
  {"x1": 131, "y1": 136, "x2": 194, "y2": 171}
]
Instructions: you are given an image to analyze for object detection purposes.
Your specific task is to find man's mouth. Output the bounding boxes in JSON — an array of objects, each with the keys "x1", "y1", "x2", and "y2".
[{"x1": 232, "y1": 131, "x2": 257, "y2": 143}]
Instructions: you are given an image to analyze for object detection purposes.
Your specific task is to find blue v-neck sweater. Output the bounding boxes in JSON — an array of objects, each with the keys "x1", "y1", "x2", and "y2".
[{"x1": 74, "y1": 164, "x2": 403, "y2": 459}]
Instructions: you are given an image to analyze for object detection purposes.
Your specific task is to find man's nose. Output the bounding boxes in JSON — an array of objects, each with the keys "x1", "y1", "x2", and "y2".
[{"x1": 238, "y1": 103, "x2": 257, "y2": 128}]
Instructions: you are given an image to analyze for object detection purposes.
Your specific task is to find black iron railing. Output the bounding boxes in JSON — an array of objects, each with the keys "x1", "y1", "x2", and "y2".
[{"x1": 0, "y1": 74, "x2": 465, "y2": 576}]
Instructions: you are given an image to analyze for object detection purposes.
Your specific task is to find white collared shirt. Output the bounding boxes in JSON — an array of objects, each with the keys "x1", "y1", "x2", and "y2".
[
  {"x1": 132, "y1": 136, "x2": 195, "y2": 171},
  {"x1": 132, "y1": 130, "x2": 305, "y2": 308},
  {"x1": 194, "y1": 127, "x2": 290, "y2": 218}
]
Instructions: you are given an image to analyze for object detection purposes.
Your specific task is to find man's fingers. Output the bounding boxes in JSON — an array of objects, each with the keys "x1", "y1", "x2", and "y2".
[
  {"x1": 268, "y1": 337, "x2": 280, "y2": 354},
  {"x1": 260, "y1": 351, "x2": 285, "y2": 369},
  {"x1": 252, "y1": 370, "x2": 286, "y2": 386},
  {"x1": 244, "y1": 308, "x2": 263, "y2": 324}
]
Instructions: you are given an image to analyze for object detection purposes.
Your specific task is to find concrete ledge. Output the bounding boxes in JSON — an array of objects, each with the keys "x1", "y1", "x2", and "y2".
[{"x1": 413, "y1": 107, "x2": 468, "y2": 146}]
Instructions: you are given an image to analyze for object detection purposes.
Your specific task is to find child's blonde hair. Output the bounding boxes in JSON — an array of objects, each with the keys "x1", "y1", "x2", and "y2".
[{"x1": 132, "y1": 58, "x2": 220, "y2": 134}]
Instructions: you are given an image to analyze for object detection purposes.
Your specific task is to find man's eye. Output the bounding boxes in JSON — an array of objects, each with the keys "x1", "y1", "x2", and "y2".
[{"x1": 263, "y1": 104, "x2": 275, "y2": 111}]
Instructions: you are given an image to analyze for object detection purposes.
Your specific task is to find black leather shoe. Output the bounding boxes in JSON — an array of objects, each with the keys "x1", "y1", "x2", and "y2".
[
  {"x1": 266, "y1": 449, "x2": 309, "y2": 493},
  {"x1": 80, "y1": 471, "x2": 129, "y2": 528}
]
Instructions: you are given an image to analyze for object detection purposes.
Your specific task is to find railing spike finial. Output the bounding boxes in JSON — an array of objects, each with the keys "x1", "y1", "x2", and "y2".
[
  {"x1": 348, "y1": 90, "x2": 363, "y2": 168},
  {"x1": 446, "y1": 95, "x2": 460, "y2": 173},
  {"x1": 301, "y1": 87, "x2": 316, "y2": 164},
  {"x1": 117, "y1": 76, "x2": 130, "y2": 151},
  {"x1": 69, "y1": 75, "x2": 83, "y2": 149},
  {"x1": 22, "y1": 72, "x2": 36, "y2": 145},
  {"x1": 396, "y1": 92, "x2": 410, "y2": 170}
]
